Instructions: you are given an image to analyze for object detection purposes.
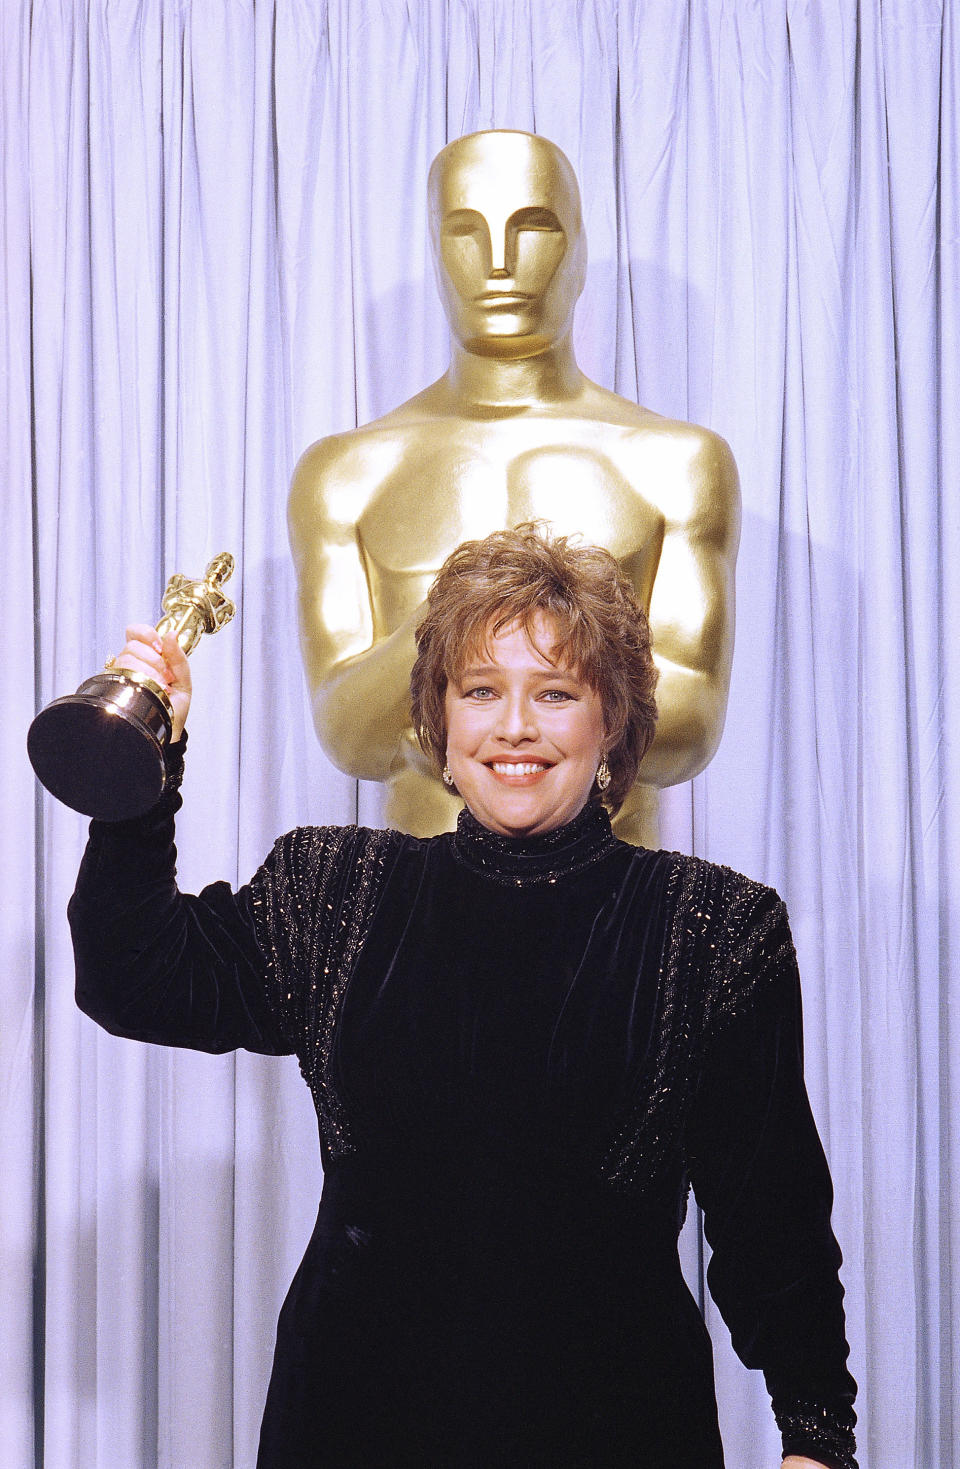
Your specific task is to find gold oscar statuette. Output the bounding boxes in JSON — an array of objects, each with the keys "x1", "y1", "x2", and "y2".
[{"x1": 28, "y1": 553, "x2": 236, "y2": 821}]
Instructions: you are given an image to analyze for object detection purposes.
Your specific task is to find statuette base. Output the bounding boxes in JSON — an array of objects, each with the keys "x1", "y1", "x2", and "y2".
[{"x1": 28, "y1": 672, "x2": 172, "y2": 821}]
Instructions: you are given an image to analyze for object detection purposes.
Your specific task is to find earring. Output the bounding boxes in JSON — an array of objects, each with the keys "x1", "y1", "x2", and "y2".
[
  {"x1": 596, "y1": 758, "x2": 611, "y2": 793},
  {"x1": 442, "y1": 765, "x2": 454, "y2": 788}
]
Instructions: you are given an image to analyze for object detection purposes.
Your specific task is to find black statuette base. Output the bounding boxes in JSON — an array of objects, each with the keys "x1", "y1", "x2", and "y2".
[{"x1": 28, "y1": 673, "x2": 171, "y2": 822}]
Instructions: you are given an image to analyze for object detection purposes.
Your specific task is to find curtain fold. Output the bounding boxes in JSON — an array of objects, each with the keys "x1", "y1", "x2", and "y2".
[{"x1": 4, "y1": 3, "x2": 956, "y2": 1464}]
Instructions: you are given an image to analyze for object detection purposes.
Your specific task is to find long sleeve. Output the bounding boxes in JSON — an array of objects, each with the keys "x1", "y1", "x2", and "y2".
[
  {"x1": 69, "y1": 749, "x2": 292, "y2": 1056},
  {"x1": 685, "y1": 889, "x2": 858, "y2": 1469}
]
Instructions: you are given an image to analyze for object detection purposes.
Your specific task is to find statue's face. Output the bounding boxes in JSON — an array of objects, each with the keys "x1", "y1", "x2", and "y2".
[{"x1": 429, "y1": 132, "x2": 586, "y2": 359}]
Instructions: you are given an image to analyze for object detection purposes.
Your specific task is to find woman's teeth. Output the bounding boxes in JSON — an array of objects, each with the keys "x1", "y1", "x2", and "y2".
[{"x1": 490, "y1": 762, "x2": 548, "y2": 777}]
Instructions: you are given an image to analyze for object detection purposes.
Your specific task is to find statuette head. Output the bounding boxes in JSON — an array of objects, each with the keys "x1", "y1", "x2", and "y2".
[{"x1": 428, "y1": 130, "x2": 587, "y2": 360}]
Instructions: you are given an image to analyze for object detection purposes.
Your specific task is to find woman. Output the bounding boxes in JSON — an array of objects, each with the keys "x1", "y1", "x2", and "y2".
[{"x1": 70, "y1": 525, "x2": 857, "y2": 1468}]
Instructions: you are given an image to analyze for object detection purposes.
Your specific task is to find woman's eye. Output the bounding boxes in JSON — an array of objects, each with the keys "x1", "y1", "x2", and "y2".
[
  {"x1": 542, "y1": 689, "x2": 573, "y2": 702},
  {"x1": 464, "y1": 686, "x2": 495, "y2": 700}
]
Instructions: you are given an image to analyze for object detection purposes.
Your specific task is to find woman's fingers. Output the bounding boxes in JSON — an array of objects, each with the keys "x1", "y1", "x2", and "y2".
[
  {"x1": 157, "y1": 632, "x2": 193, "y2": 739},
  {"x1": 111, "y1": 625, "x2": 193, "y2": 741},
  {"x1": 115, "y1": 624, "x2": 170, "y2": 686},
  {"x1": 159, "y1": 632, "x2": 192, "y2": 693}
]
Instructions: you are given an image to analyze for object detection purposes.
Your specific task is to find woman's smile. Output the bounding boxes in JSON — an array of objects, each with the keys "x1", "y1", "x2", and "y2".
[{"x1": 486, "y1": 759, "x2": 552, "y2": 781}]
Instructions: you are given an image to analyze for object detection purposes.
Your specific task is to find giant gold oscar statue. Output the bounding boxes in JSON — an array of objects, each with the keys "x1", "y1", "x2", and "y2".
[{"x1": 289, "y1": 130, "x2": 740, "y2": 845}]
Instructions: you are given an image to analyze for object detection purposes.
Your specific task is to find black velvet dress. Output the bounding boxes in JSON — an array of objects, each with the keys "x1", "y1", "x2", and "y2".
[{"x1": 69, "y1": 751, "x2": 857, "y2": 1469}]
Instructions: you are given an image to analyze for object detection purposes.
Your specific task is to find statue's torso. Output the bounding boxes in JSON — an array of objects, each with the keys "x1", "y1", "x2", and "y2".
[
  {"x1": 346, "y1": 411, "x2": 695, "y2": 639},
  {"x1": 292, "y1": 394, "x2": 736, "y2": 845}
]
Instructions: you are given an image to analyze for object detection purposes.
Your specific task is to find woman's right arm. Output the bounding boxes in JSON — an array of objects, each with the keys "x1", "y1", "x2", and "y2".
[
  {"x1": 68, "y1": 625, "x2": 293, "y2": 1057},
  {"x1": 69, "y1": 745, "x2": 294, "y2": 1057}
]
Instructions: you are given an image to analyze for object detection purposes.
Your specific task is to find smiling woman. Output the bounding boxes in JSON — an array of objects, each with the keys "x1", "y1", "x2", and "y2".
[
  {"x1": 70, "y1": 523, "x2": 857, "y2": 1468},
  {"x1": 442, "y1": 617, "x2": 607, "y2": 836},
  {"x1": 411, "y1": 522, "x2": 659, "y2": 820},
  {"x1": 443, "y1": 617, "x2": 608, "y2": 835}
]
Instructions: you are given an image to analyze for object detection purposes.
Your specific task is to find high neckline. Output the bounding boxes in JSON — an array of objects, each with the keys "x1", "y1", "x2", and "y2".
[{"x1": 451, "y1": 801, "x2": 619, "y2": 887}]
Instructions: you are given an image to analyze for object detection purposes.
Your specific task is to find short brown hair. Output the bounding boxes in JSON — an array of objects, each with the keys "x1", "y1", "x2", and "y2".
[{"x1": 411, "y1": 524, "x2": 658, "y2": 812}]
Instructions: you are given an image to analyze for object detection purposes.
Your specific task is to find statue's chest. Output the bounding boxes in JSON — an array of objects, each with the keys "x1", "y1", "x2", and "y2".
[{"x1": 357, "y1": 434, "x2": 664, "y2": 631}]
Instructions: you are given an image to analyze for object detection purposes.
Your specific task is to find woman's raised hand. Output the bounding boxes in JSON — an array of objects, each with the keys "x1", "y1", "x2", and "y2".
[{"x1": 114, "y1": 624, "x2": 193, "y2": 741}]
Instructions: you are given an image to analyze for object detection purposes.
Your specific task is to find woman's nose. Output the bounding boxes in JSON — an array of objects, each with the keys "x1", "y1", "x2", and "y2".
[{"x1": 495, "y1": 695, "x2": 537, "y2": 742}]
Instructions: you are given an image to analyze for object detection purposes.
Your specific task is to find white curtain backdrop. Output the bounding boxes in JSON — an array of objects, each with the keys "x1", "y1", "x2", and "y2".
[{"x1": 3, "y1": 2, "x2": 957, "y2": 1465}]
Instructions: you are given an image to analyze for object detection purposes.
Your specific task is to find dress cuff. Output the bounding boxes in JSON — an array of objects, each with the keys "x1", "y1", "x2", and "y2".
[
  {"x1": 163, "y1": 732, "x2": 187, "y2": 793},
  {"x1": 85, "y1": 732, "x2": 187, "y2": 835},
  {"x1": 777, "y1": 1400, "x2": 858, "y2": 1469}
]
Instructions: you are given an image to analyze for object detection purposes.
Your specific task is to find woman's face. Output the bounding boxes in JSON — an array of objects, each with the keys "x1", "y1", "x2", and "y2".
[{"x1": 443, "y1": 614, "x2": 606, "y2": 837}]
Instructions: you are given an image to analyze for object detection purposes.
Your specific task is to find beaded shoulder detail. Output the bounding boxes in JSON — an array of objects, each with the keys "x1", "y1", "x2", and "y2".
[
  {"x1": 248, "y1": 824, "x2": 404, "y2": 1158},
  {"x1": 601, "y1": 852, "x2": 791, "y2": 1195}
]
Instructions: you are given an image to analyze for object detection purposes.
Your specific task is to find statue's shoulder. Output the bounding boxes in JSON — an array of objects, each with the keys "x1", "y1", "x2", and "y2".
[
  {"x1": 610, "y1": 403, "x2": 740, "y2": 528},
  {"x1": 291, "y1": 383, "x2": 451, "y2": 489},
  {"x1": 292, "y1": 419, "x2": 399, "y2": 476},
  {"x1": 289, "y1": 412, "x2": 421, "y2": 526},
  {"x1": 580, "y1": 382, "x2": 736, "y2": 473},
  {"x1": 618, "y1": 402, "x2": 735, "y2": 468}
]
